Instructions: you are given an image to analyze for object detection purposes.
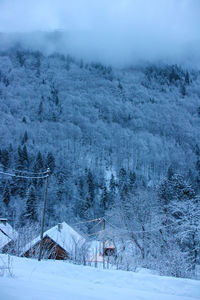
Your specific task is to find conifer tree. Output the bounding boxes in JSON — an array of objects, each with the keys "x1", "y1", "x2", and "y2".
[
  {"x1": 33, "y1": 151, "x2": 43, "y2": 186},
  {"x1": 17, "y1": 146, "x2": 24, "y2": 170},
  {"x1": 185, "y1": 71, "x2": 190, "y2": 85},
  {"x1": 38, "y1": 98, "x2": 44, "y2": 122},
  {"x1": 25, "y1": 186, "x2": 38, "y2": 222},
  {"x1": 1, "y1": 149, "x2": 9, "y2": 170},
  {"x1": 46, "y1": 152, "x2": 55, "y2": 174},
  {"x1": 101, "y1": 184, "x2": 108, "y2": 212},
  {"x1": 22, "y1": 145, "x2": 29, "y2": 168},
  {"x1": 22, "y1": 131, "x2": 28, "y2": 145},
  {"x1": 86, "y1": 169, "x2": 95, "y2": 210},
  {"x1": 3, "y1": 184, "x2": 10, "y2": 207}
]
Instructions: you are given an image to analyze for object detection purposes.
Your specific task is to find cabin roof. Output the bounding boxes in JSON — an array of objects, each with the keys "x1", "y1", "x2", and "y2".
[
  {"x1": 21, "y1": 222, "x2": 85, "y2": 255},
  {"x1": 0, "y1": 230, "x2": 12, "y2": 250},
  {"x1": 0, "y1": 220, "x2": 18, "y2": 241}
]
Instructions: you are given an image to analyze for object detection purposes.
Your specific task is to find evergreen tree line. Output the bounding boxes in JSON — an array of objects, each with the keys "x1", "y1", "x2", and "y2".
[{"x1": 0, "y1": 142, "x2": 200, "y2": 278}]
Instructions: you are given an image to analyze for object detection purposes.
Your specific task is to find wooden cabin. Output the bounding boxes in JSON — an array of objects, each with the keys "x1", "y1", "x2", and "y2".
[{"x1": 21, "y1": 222, "x2": 85, "y2": 260}]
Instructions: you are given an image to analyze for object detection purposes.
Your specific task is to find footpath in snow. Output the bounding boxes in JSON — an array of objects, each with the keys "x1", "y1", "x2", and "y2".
[{"x1": 0, "y1": 254, "x2": 200, "y2": 300}]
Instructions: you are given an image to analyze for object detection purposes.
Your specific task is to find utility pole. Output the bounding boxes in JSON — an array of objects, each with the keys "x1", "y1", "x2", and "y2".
[
  {"x1": 38, "y1": 168, "x2": 50, "y2": 261},
  {"x1": 103, "y1": 218, "x2": 105, "y2": 231},
  {"x1": 102, "y1": 218, "x2": 105, "y2": 269}
]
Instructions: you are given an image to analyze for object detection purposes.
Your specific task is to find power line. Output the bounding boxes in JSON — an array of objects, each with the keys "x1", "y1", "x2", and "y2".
[
  {"x1": 3, "y1": 168, "x2": 47, "y2": 175},
  {"x1": 71, "y1": 217, "x2": 103, "y2": 226},
  {"x1": 71, "y1": 218, "x2": 104, "y2": 239},
  {"x1": 103, "y1": 217, "x2": 183, "y2": 235},
  {"x1": 0, "y1": 170, "x2": 48, "y2": 179},
  {"x1": 91, "y1": 218, "x2": 103, "y2": 230},
  {"x1": 87, "y1": 230, "x2": 104, "y2": 237}
]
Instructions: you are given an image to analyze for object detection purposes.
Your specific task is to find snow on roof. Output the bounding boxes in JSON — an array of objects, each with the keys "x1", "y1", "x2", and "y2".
[
  {"x1": 0, "y1": 218, "x2": 7, "y2": 221},
  {"x1": 0, "y1": 221, "x2": 18, "y2": 241},
  {"x1": 0, "y1": 230, "x2": 11, "y2": 250},
  {"x1": 21, "y1": 222, "x2": 86, "y2": 256}
]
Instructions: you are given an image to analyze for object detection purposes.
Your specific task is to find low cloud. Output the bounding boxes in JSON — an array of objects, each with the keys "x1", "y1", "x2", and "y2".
[{"x1": 0, "y1": 0, "x2": 199, "y2": 66}]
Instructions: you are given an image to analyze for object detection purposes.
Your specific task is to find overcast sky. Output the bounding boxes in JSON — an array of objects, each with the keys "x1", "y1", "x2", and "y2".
[{"x1": 0, "y1": 0, "x2": 199, "y2": 66}]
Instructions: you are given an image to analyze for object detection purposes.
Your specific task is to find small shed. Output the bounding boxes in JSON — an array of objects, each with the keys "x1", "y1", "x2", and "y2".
[
  {"x1": 0, "y1": 218, "x2": 18, "y2": 253},
  {"x1": 21, "y1": 222, "x2": 85, "y2": 260},
  {"x1": 87, "y1": 240, "x2": 115, "y2": 263}
]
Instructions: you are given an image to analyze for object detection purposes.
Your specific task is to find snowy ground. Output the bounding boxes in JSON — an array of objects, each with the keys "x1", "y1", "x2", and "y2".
[{"x1": 0, "y1": 254, "x2": 200, "y2": 300}]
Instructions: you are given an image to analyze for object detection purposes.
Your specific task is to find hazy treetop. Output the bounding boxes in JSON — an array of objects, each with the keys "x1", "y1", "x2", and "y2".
[{"x1": 0, "y1": 0, "x2": 200, "y2": 67}]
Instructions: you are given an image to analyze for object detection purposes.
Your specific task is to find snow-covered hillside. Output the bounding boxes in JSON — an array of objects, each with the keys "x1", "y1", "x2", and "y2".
[
  {"x1": 0, "y1": 254, "x2": 199, "y2": 300},
  {"x1": 0, "y1": 47, "x2": 200, "y2": 279}
]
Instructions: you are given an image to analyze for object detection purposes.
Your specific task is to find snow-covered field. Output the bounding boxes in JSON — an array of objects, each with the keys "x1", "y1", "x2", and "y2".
[{"x1": 0, "y1": 255, "x2": 200, "y2": 300}]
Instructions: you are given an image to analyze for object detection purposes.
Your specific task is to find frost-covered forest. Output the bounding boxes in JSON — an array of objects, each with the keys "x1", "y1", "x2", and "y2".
[{"x1": 0, "y1": 46, "x2": 200, "y2": 278}]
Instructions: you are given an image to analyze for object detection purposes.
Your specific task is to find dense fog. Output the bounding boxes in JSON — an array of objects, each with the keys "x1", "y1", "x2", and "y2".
[{"x1": 0, "y1": 0, "x2": 200, "y2": 66}]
